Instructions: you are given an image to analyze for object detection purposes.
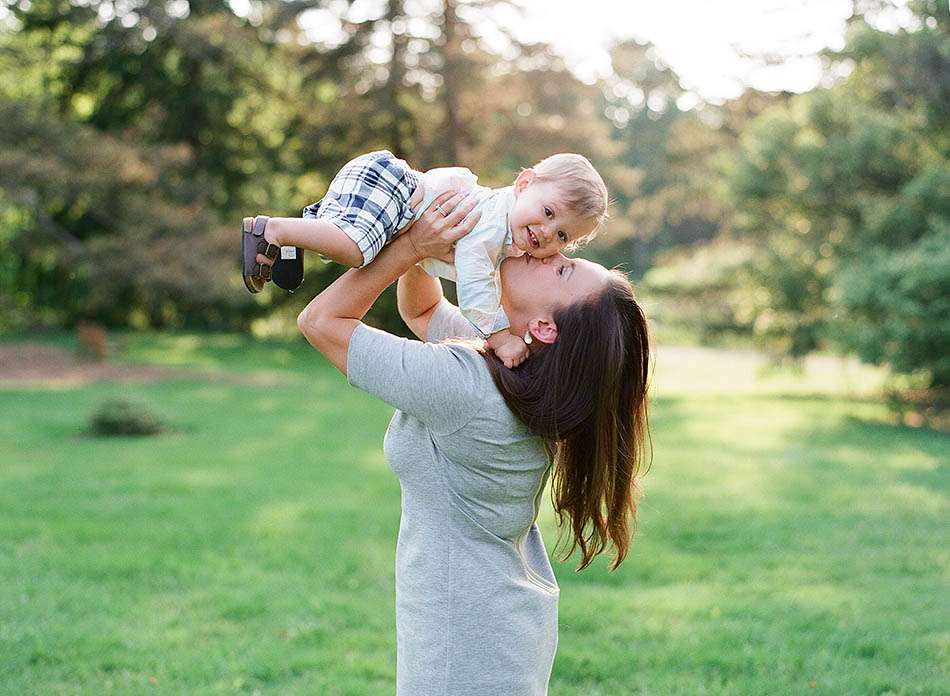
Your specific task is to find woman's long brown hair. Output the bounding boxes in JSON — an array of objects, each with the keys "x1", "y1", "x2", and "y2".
[{"x1": 483, "y1": 271, "x2": 651, "y2": 570}]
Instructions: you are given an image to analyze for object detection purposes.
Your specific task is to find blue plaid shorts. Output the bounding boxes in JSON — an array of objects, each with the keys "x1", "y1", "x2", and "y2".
[{"x1": 303, "y1": 150, "x2": 421, "y2": 266}]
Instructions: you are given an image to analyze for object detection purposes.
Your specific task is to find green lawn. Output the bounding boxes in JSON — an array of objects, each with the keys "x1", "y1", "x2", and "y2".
[{"x1": 1, "y1": 332, "x2": 947, "y2": 695}]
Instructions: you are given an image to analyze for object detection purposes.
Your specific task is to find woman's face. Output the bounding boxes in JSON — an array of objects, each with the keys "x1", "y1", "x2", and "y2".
[{"x1": 499, "y1": 253, "x2": 609, "y2": 335}]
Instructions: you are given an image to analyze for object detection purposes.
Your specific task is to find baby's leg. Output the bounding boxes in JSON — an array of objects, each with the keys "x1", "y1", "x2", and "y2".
[{"x1": 263, "y1": 217, "x2": 363, "y2": 268}]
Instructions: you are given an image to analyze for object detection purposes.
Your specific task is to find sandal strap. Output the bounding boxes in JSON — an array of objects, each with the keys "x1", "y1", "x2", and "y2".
[
  {"x1": 257, "y1": 240, "x2": 279, "y2": 259},
  {"x1": 256, "y1": 263, "x2": 272, "y2": 280},
  {"x1": 252, "y1": 215, "x2": 270, "y2": 238}
]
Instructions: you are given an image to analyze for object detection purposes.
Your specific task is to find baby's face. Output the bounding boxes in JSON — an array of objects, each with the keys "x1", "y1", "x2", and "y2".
[{"x1": 508, "y1": 178, "x2": 597, "y2": 258}]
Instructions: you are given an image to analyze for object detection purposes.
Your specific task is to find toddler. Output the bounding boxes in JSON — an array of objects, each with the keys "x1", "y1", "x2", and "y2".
[{"x1": 242, "y1": 151, "x2": 608, "y2": 366}]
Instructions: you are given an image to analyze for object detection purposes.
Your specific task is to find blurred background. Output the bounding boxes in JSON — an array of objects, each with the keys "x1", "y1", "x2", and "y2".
[
  {"x1": 1, "y1": 0, "x2": 946, "y2": 401},
  {"x1": 1, "y1": 0, "x2": 947, "y2": 694}
]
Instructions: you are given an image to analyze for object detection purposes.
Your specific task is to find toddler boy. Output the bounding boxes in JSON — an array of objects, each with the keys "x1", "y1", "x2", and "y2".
[{"x1": 242, "y1": 151, "x2": 608, "y2": 367}]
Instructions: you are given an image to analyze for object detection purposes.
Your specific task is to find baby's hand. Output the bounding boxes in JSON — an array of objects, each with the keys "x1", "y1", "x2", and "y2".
[{"x1": 491, "y1": 333, "x2": 530, "y2": 369}]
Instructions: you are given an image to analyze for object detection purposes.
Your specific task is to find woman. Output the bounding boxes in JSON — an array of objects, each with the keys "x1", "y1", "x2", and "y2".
[{"x1": 258, "y1": 189, "x2": 650, "y2": 695}]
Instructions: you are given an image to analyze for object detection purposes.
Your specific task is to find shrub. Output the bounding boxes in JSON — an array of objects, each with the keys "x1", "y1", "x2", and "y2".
[
  {"x1": 832, "y1": 225, "x2": 950, "y2": 389},
  {"x1": 642, "y1": 240, "x2": 757, "y2": 343},
  {"x1": 88, "y1": 397, "x2": 167, "y2": 437}
]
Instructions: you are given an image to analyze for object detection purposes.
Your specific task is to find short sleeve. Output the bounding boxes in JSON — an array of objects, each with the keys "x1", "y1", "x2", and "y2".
[
  {"x1": 427, "y1": 300, "x2": 480, "y2": 343},
  {"x1": 346, "y1": 322, "x2": 482, "y2": 434},
  {"x1": 417, "y1": 257, "x2": 456, "y2": 281},
  {"x1": 413, "y1": 167, "x2": 479, "y2": 222}
]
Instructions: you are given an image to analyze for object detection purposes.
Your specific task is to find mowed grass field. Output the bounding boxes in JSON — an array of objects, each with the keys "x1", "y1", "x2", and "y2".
[{"x1": 1, "y1": 332, "x2": 947, "y2": 695}]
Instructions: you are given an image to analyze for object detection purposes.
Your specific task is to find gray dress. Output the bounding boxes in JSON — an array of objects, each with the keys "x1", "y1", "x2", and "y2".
[{"x1": 346, "y1": 300, "x2": 559, "y2": 696}]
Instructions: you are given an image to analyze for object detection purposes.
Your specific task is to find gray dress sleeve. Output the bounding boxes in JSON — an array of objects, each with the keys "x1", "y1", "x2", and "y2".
[{"x1": 346, "y1": 322, "x2": 482, "y2": 435}]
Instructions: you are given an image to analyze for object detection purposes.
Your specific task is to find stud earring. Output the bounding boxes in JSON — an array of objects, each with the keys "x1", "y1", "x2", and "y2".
[{"x1": 523, "y1": 331, "x2": 533, "y2": 345}]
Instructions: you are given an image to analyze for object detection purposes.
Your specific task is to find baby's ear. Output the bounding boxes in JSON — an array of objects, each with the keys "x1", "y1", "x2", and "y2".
[{"x1": 513, "y1": 168, "x2": 535, "y2": 194}]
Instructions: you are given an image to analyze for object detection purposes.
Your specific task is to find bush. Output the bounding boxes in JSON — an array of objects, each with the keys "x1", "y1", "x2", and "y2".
[
  {"x1": 833, "y1": 225, "x2": 950, "y2": 389},
  {"x1": 642, "y1": 240, "x2": 757, "y2": 343},
  {"x1": 88, "y1": 397, "x2": 167, "y2": 437}
]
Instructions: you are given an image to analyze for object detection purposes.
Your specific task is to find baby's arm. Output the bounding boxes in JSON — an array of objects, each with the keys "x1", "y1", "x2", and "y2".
[{"x1": 487, "y1": 330, "x2": 529, "y2": 369}]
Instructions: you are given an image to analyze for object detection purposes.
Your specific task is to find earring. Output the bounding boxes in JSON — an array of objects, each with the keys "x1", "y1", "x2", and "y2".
[{"x1": 523, "y1": 331, "x2": 533, "y2": 345}]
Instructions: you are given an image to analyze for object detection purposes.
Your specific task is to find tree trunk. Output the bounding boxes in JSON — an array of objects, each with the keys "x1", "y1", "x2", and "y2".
[
  {"x1": 440, "y1": 0, "x2": 462, "y2": 163},
  {"x1": 386, "y1": 0, "x2": 412, "y2": 158}
]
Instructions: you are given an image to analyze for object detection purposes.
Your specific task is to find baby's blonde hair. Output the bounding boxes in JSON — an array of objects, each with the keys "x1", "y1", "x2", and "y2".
[{"x1": 531, "y1": 153, "x2": 609, "y2": 246}]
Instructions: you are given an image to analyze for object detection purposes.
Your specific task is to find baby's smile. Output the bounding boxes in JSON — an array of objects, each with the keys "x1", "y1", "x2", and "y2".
[{"x1": 525, "y1": 225, "x2": 545, "y2": 249}]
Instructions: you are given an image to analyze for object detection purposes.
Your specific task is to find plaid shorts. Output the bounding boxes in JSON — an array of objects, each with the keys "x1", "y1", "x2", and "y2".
[{"x1": 303, "y1": 150, "x2": 421, "y2": 266}]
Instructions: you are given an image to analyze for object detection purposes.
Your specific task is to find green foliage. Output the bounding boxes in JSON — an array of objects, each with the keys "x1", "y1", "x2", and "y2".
[
  {"x1": 723, "y1": 12, "x2": 949, "y2": 385},
  {"x1": 834, "y1": 223, "x2": 950, "y2": 387},
  {"x1": 88, "y1": 395, "x2": 166, "y2": 436},
  {"x1": 599, "y1": 65, "x2": 788, "y2": 276},
  {"x1": 0, "y1": 0, "x2": 641, "y2": 332},
  {"x1": 642, "y1": 240, "x2": 757, "y2": 342},
  {"x1": 13, "y1": 0, "x2": 292, "y2": 213},
  {"x1": 0, "y1": 99, "x2": 254, "y2": 329},
  {"x1": 0, "y1": 0, "x2": 306, "y2": 330},
  {"x1": 1, "y1": 0, "x2": 947, "y2": 392},
  {"x1": 597, "y1": 41, "x2": 714, "y2": 276}
]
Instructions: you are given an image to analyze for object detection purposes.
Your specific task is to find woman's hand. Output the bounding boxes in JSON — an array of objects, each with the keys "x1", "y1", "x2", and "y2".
[{"x1": 407, "y1": 189, "x2": 480, "y2": 263}]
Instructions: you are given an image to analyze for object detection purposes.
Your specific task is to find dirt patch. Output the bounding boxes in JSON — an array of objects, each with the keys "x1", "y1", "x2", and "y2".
[{"x1": 0, "y1": 343, "x2": 284, "y2": 388}]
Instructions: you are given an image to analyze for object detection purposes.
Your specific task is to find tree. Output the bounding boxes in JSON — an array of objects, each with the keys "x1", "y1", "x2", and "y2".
[
  {"x1": 723, "y1": 3, "x2": 949, "y2": 385},
  {"x1": 0, "y1": 0, "x2": 304, "y2": 329},
  {"x1": 4, "y1": 0, "x2": 296, "y2": 213},
  {"x1": 0, "y1": 99, "x2": 252, "y2": 329},
  {"x1": 589, "y1": 42, "x2": 791, "y2": 276},
  {"x1": 835, "y1": 218, "x2": 950, "y2": 387}
]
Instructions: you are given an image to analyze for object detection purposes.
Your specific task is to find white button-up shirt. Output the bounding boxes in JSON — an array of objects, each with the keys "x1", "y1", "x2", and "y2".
[{"x1": 412, "y1": 168, "x2": 523, "y2": 338}]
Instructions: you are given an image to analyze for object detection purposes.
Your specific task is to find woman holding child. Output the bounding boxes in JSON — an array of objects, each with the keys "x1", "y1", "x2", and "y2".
[{"x1": 246, "y1": 154, "x2": 651, "y2": 695}]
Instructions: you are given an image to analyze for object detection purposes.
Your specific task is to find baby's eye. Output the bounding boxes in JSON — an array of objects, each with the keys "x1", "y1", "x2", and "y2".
[
  {"x1": 544, "y1": 207, "x2": 553, "y2": 218},
  {"x1": 557, "y1": 265, "x2": 565, "y2": 276},
  {"x1": 557, "y1": 231, "x2": 568, "y2": 243}
]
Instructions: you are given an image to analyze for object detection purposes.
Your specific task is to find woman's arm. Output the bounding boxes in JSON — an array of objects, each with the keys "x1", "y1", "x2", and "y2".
[
  {"x1": 297, "y1": 190, "x2": 479, "y2": 373},
  {"x1": 297, "y1": 234, "x2": 418, "y2": 373},
  {"x1": 397, "y1": 265, "x2": 444, "y2": 341}
]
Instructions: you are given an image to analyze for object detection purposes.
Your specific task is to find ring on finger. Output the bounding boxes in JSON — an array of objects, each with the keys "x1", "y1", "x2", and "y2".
[{"x1": 434, "y1": 204, "x2": 448, "y2": 217}]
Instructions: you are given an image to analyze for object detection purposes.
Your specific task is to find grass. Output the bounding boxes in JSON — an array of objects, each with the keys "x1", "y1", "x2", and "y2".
[{"x1": 1, "y1": 331, "x2": 947, "y2": 695}]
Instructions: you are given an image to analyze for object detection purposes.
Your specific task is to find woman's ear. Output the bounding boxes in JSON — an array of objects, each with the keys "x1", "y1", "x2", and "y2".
[
  {"x1": 528, "y1": 318, "x2": 558, "y2": 345},
  {"x1": 513, "y1": 168, "x2": 535, "y2": 195}
]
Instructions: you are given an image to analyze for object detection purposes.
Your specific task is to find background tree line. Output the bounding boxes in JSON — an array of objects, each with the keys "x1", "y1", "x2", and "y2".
[{"x1": 1, "y1": 0, "x2": 947, "y2": 392}]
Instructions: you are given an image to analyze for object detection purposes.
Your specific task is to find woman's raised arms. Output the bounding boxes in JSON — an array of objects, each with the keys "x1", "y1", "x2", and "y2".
[{"x1": 297, "y1": 190, "x2": 479, "y2": 372}]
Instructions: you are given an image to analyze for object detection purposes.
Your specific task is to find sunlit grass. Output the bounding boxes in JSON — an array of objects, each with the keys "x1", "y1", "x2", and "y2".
[{"x1": 1, "y1": 333, "x2": 946, "y2": 695}]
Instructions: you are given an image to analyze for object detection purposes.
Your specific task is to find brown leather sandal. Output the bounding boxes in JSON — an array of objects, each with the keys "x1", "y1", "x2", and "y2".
[{"x1": 242, "y1": 216, "x2": 278, "y2": 294}]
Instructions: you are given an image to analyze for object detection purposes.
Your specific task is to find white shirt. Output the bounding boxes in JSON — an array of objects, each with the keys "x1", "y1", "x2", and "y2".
[{"x1": 412, "y1": 167, "x2": 522, "y2": 338}]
